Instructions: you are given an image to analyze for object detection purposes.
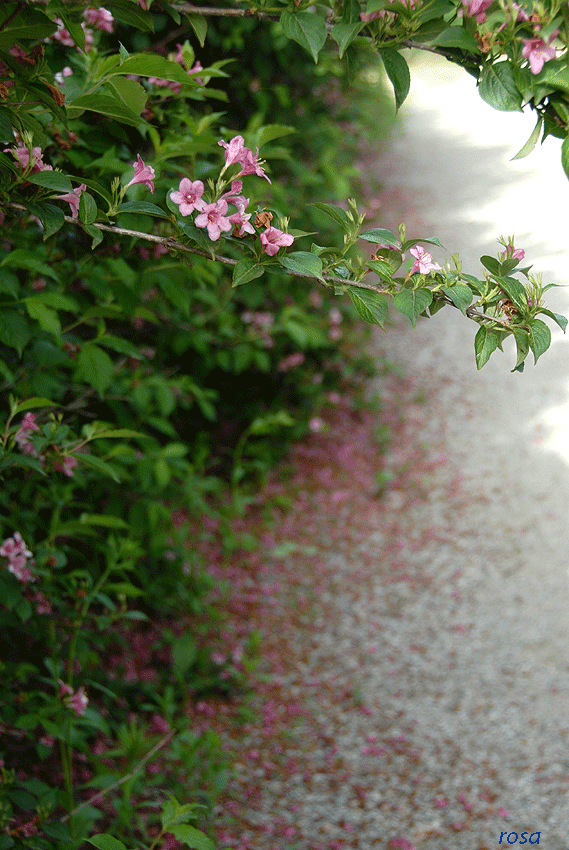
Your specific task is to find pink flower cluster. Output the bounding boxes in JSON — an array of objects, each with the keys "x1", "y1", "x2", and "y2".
[
  {"x1": 499, "y1": 242, "x2": 525, "y2": 261},
  {"x1": 84, "y1": 7, "x2": 114, "y2": 32},
  {"x1": 58, "y1": 679, "x2": 89, "y2": 716},
  {"x1": 5, "y1": 144, "x2": 53, "y2": 173},
  {"x1": 522, "y1": 31, "x2": 557, "y2": 74},
  {"x1": 15, "y1": 412, "x2": 40, "y2": 456},
  {"x1": 52, "y1": 18, "x2": 94, "y2": 52},
  {"x1": 409, "y1": 245, "x2": 441, "y2": 275},
  {"x1": 0, "y1": 531, "x2": 36, "y2": 583},
  {"x1": 169, "y1": 138, "x2": 294, "y2": 254}
]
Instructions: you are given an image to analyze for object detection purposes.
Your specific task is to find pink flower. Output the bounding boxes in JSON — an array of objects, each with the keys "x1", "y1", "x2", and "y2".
[
  {"x1": 54, "y1": 456, "x2": 79, "y2": 477},
  {"x1": 53, "y1": 19, "x2": 94, "y2": 52},
  {"x1": 55, "y1": 184, "x2": 86, "y2": 218},
  {"x1": 170, "y1": 178, "x2": 205, "y2": 215},
  {"x1": 522, "y1": 33, "x2": 557, "y2": 74},
  {"x1": 5, "y1": 145, "x2": 52, "y2": 173},
  {"x1": 278, "y1": 352, "x2": 305, "y2": 372},
  {"x1": 409, "y1": 245, "x2": 441, "y2": 274},
  {"x1": 461, "y1": 0, "x2": 493, "y2": 21},
  {"x1": 218, "y1": 135, "x2": 271, "y2": 183},
  {"x1": 260, "y1": 226, "x2": 294, "y2": 256},
  {"x1": 15, "y1": 412, "x2": 40, "y2": 447},
  {"x1": 194, "y1": 200, "x2": 232, "y2": 241},
  {"x1": 29, "y1": 590, "x2": 52, "y2": 614},
  {"x1": 84, "y1": 7, "x2": 114, "y2": 32},
  {"x1": 54, "y1": 66, "x2": 73, "y2": 85},
  {"x1": 0, "y1": 532, "x2": 36, "y2": 583},
  {"x1": 388, "y1": 839, "x2": 416, "y2": 850},
  {"x1": 499, "y1": 243, "x2": 525, "y2": 261},
  {"x1": 125, "y1": 154, "x2": 155, "y2": 193},
  {"x1": 58, "y1": 680, "x2": 89, "y2": 716},
  {"x1": 228, "y1": 209, "x2": 256, "y2": 236}
]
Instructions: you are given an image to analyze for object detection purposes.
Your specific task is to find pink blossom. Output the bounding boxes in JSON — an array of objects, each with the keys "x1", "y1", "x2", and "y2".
[
  {"x1": 15, "y1": 412, "x2": 40, "y2": 456},
  {"x1": 409, "y1": 245, "x2": 441, "y2": 275},
  {"x1": 170, "y1": 178, "x2": 205, "y2": 215},
  {"x1": 309, "y1": 417, "x2": 325, "y2": 433},
  {"x1": 58, "y1": 679, "x2": 89, "y2": 716},
  {"x1": 219, "y1": 135, "x2": 248, "y2": 169},
  {"x1": 29, "y1": 590, "x2": 52, "y2": 614},
  {"x1": 53, "y1": 19, "x2": 94, "y2": 52},
  {"x1": 194, "y1": 200, "x2": 232, "y2": 241},
  {"x1": 522, "y1": 33, "x2": 557, "y2": 74},
  {"x1": 125, "y1": 154, "x2": 155, "y2": 193},
  {"x1": 219, "y1": 135, "x2": 271, "y2": 183},
  {"x1": 1, "y1": 532, "x2": 36, "y2": 583},
  {"x1": 260, "y1": 226, "x2": 294, "y2": 256},
  {"x1": 55, "y1": 184, "x2": 86, "y2": 218},
  {"x1": 461, "y1": 0, "x2": 493, "y2": 21},
  {"x1": 54, "y1": 456, "x2": 79, "y2": 477},
  {"x1": 388, "y1": 839, "x2": 416, "y2": 850},
  {"x1": 54, "y1": 66, "x2": 73, "y2": 85},
  {"x1": 5, "y1": 145, "x2": 52, "y2": 173},
  {"x1": 499, "y1": 243, "x2": 525, "y2": 261},
  {"x1": 278, "y1": 352, "x2": 305, "y2": 372},
  {"x1": 84, "y1": 7, "x2": 114, "y2": 32},
  {"x1": 228, "y1": 209, "x2": 256, "y2": 236}
]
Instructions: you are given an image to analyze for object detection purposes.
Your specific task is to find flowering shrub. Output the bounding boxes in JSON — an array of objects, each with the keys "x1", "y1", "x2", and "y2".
[{"x1": 0, "y1": 0, "x2": 567, "y2": 847}]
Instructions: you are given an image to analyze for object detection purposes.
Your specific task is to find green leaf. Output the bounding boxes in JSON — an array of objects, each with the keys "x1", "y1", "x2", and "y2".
[
  {"x1": 511, "y1": 327, "x2": 530, "y2": 370},
  {"x1": 401, "y1": 236, "x2": 444, "y2": 251},
  {"x1": 0, "y1": 4, "x2": 56, "y2": 50},
  {"x1": 330, "y1": 22, "x2": 364, "y2": 58},
  {"x1": 359, "y1": 227, "x2": 399, "y2": 245},
  {"x1": 66, "y1": 93, "x2": 145, "y2": 127},
  {"x1": 348, "y1": 286, "x2": 388, "y2": 327},
  {"x1": 26, "y1": 172, "x2": 73, "y2": 193},
  {"x1": 86, "y1": 836, "x2": 128, "y2": 850},
  {"x1": 393, "y1": 287, "x2": 433, "y2": 327},
  {"x1": 117, "y1": 202, "x2": 168, "y2": 218},
  {"x1": 32, "y1": 202, "x2": 66, "y2": 240},
  {"x1": 188, "y1": 14, "x2": 208, "y2": 47},
  {"x1": 75, "y1": 344, "x2": 115, "y2": 396},
  {"x1": 511, "y1": 115, "x2": 543, "y2": 160},
  {"x1": 78, "y1": 514, "x2": 130, "y2": 528},
  {"x1": 280, "y1": 10, "x2": 328, "y2": 63},
  {"x1": 170, "y1": 824, "x2": 215, "y2": 850},
  {"x1": 110, "y1": 55, "x2": 200, "y2": 85},
  {"x1": 232, "y1": 258, "x2": 265, "y2": 288},
  {"x1": 278, "y1": 251, "x2": 324, "y2": 281},
  {"x1": 495, "y1": 275, "x2": 528, "y2": 312},
  {"x1": 480, "y1": 254, "x2": 500, "y2": 275},
  {"x1": 474, "y1": 325, "x2": 500, "y2": 369},
  {"x1": 42, "y1": 822, "x2": 71, "y2": 841},
  {"x1": 432, "y1": 26, "x2": 481, "y2": 51},
  {"x1": 255, "y1": 123, "x2": 296, "y2": 147},
  {"x1": 24, "y1": 300, "x2": 61, "y2": 336},
  {"x1": 562, "y1": 135, "x2": 569, "y2": 180},
  {"x1": 1, "y1": 249, "x2": 60, "y2": 281},
  {"x1": 529, "y1": 318, "x2": 551, "y2": 363},
  {"x1": 105, "y1": 0, "x2": 154, "y2": 30},
  {"x1": 83, "y1": 223, "x2": 104, "y2": 249},
  {"x1": 539, "y1": 308, "x2": 568, "y2": 333},
  {"x1": 441, "y1": 284, "x2": 473, "y2": 313},
  {"x1": 367, "y1": 258, "x2": 395, "y2": 279},
  {"x1": 171, "y1": 633, "x2": 197, "y2": 676},
  {"x1": 79, "y1": 192, "x2": 98, "y2": 226},
  {"x1": 13, "y1": 397, "x2": 58, "y2": 414},
  {"x1": 379, "y1": 48, "x2": 411, "y2": 112},
  {"x1": 310, "y1": 202, "x2": 352, "y2": 231},
  {"x1": 75, "y1": 453, "x2": 121, "y2": 483},
  {"x1": 0, "y1": 310, "x2": 31, "y2": 355},
  {"x1": 478, "y1": 62, "x2": 522, "y2": 112},
  {"x1": 106, "y1": 76, "x2": 147, "y2": 118}
]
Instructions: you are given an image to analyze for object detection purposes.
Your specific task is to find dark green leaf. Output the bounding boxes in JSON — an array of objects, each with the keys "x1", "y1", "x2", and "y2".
[
  {"x1": 310, "y1": 202, "x2": 352, "y2": 231},
  {"x1": 474, "y1": 325, "x2": 500, "y2": 369},
  {"x1": 83, "y1": 223, "x2": 104, "y2": 249},
  {"x1": 562, "y1": 135, "x2": 569, "y2": 180},
  {"x1": 495, "y1": 275, "x2": 528, "y2": 311},
  {"x1": 79, "y1": 192, "x2": 98, "y2": 226},
  {"x1": 478, "y1": 62, "x2": 522, "y2": 112},
  {"x1": 529, "y1": 318, "x2": 551, "y2": 363},
  {"x1": 330, "y1": 22, "x2": 364, "y2": 58},
  {"x1": 1, "y1": 249, "x2": 60, "y2": 281},
  {"x1": 34, "y1": 202, "x2": 66, "y2": 240},
  {"x1": 188, "y1": 14, "x2": 208, "y2": 46},
  {"x1": 111, "y1": 54, "x2": 199, "y2": 85},
  {"x1": 280, "y1": 11, "x2": 328, "y2": 63},
  {"x1": 42, "y1": 822, "x2": 71, "y2": 841},
  {"x1": 393, "y1": 287, "x2": 433, "y2": 327},
  {"x1": 0, "y1": 5, "x2": 56, "y2": 49},
  {"x1": 0, "y1": 310, "x2": 31, "y2": 355},
  {"x1": 480, "y1": 255, "x2": 501, "y2": 275},
  {"x1": 539, "y1": 308, "x2": 568, "y2": 332},
  {"x1": 172, "y1": 633, "x2": 197, "y2": 676},
  {"x1": 105, "y1": 0, "x2": 154, "y2": 30},
  {"x1": 86, "y1": 837, "x2": 128, "y2": 850},
  {"x1": 67, "y1": 93, "x2": 145, "y2": 127},
  {"x1": 379, "y1": 48, "x2": 411, "y2": 112},
  {"x1": 432, "y1": 26, "x2": 481, "y2": 51},
  {"x1": 76, "y1": 453, "x2": 121, "y2": 483},
  {"x1": 75, "y1": 344, "x2": 115, "y2": 396},
  {"x1": 232, "y1": 258, "x2": 265, "y2": 288},
  {"x1": 26, "y1": 172, "x2": 73, "y2": 193},
  {"x1": 106, "y1": 76, "x2": 147, "y2": 117},
  {"x1": 117, "y1": 201, "x2": 168, "y2": 218},
  {"x1": 24, "y1": 300, "x2": 61, "y2": 335},
  {"x1": 348, "y1": 286, "x2": 388, "y2": 327},
  {"x1": 511, "y1": 327, "x2": 530, "y2": 370},
  {"x1": 367, "y1": 258, "x2": 395, "y2": 279},
  {"x1": 401, "y1": 236, "x2": 444, "y2": 250}
]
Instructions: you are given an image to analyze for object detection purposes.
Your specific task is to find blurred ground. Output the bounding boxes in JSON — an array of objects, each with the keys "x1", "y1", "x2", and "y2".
[{"x1": 210, "y1": 55, "x2": 569, "y2": 849}]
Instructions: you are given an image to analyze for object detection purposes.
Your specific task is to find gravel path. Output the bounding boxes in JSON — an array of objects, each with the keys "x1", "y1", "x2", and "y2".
[{"x1": 212, "y1": 56, "x2": 569, "y2": 850}]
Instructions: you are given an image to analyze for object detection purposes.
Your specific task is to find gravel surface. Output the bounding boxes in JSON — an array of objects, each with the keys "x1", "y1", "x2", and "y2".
[{"x1": 211, "y1": 56, "x2": 569, "y2": 850}]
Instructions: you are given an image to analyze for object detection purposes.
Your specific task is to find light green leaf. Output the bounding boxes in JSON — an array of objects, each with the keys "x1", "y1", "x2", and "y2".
[
  {"x1": 170, "y1": 824, "x2": 216, "y2": 850},
  {"x1": 393, "y1": 287, "x2": 433, "y2": 327},
  {"x1": 348, "y1": 286, "x2": 389, "y2": 327},
  {"x1": 441, "y1": 284, "x2": 473, "y2": 314},
  {"x1": 330, "y1": 22, "x2": 364, "y2": 58},
  {"x1": 78, "y1": 514, "x2": 130, "y2": 528},
  {"x1": 279, "y1": 251, "x2": 324, "y2": 281},
  {"x1": 529, "y1": 318, "x2": 551, "y2": 363},
  {"x1": 0, "y1": 310, "x2": 31, "y2": 355},
  {"x1": 359, "y1": 227, "x2": 399, "y2": 245},
  {"x1": 511, "y1": 115, "x2": 543, "y2": 160},
  {"x1": 478, "y1": 62, "x2": 522, "y2": 112},
  {"x1": 562, "y1": 135, "x2": 569, "y2": 180},
  {"x1": 188, "y1": 14, "x2": 208, "y2": 47},
  {"x1": 255, "y1": 124, "x2": 296, "y2": 147},
  {"x1": 106, "y1": 76, "x2": 147, "y2": 117},
  {"x1": 474, "y1": 325, "x2": 500, "y2": 369},
  {"x1": 76, "y1": 453, "x2": 121, "y2": 482},
  {"x1": 539, "y1": 308, "x2": 568, "y2": 332},
  {"x1": 24, "y1": 300, "x2": 60, "y2": 335},
  {"x1": 379, "y1": 48, "x2": 411, "y2": 112},
  {"x1": 310, "y1": 202, "x2": 352, "y2": 231},
  {"x1": 67, "y1": 93, "x2": 144, "y2": 127},
  {"x1": 13, "y1": 397, "x2": 58, "y2": 414},
  {"x1": 117, "y1": 202, "x2": 168, "y2": 218},
  {"x1": 511, "y1": 327, "x2": 530, "y2": 370},
  {"x1": 233, "y1": 258, "x2": 265, "y2": 288},
  {"x1": 104, "y1": 0, "x2": 154, "y2": 30},
  {"x1": 432, "y1": 26, "x2": 480, "y2": 51},
  {"x1": 110, "y1": 54, "x2": 200, "y2": 85},
  {"x1": 171, "y1": 633, "x2": 197, "y2": 676},
  {"x1": 75, "y1": 344, "x2": 115, "y2": 396},
  {"x1": 86, "y1": 836, "x2": 128, "y2": 850},
  {"x1": 367, "y1": 258, "x2": 395, "y2": 279},
  {"x1": 280, "y1": 11, "x2": 328, "y2": 63}
]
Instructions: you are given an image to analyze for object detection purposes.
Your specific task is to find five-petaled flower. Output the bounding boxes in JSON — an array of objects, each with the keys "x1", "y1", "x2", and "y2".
[
  {"x1": 522, "y1": 32, "x2": 557, "y2": 74},
  {"x1": 58, "y1": 680, "x2": 89, "y2": 716},
  {"x1": 0, "y1": 531, "x2": 36, "y2": 583},
  {"x1": 219, "y1": 135, "x2": 271, "y2": 183},
  {"x1": 170, "y1": 178, "x2": 205, "y2": 216},
  {"x1": 260, "y1": 226, "x2": 294, "y2": 256},
  {"x1": 84, "y1": 7, "x2": 114, "y2": 32},
  {"x1": 194, "y1": 200, "x2": 232, "y2": 241},
  {"x1": 409, "y1": 245, "x2": 441, "y2": 275},
  {"x1": 126, "y1": 154, "x2": 155, "y2": 193},
  {"x1": 461, "y1": 0, "x2": 493, "y2": 22}
]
